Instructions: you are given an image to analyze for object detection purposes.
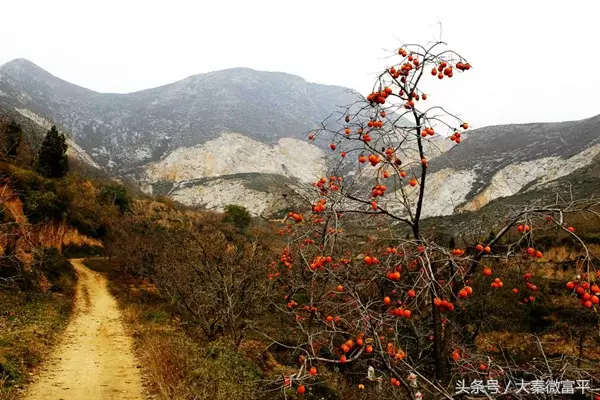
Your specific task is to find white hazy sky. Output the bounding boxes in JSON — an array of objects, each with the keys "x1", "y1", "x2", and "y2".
[{"x1": 1, "y1": 0, "x2": 599, "y2": 129}]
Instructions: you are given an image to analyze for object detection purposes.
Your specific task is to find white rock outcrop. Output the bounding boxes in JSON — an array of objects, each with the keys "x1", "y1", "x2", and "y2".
[
  {"x1": 170, "y1": 178, "x2": 281, "y2": 216},
  {"x1": 144, "y1": 132, "x2": 325, "y2": 183},
  {"x1": 416, "y1": 168, "x2": 478, "y2": 217},
  {"x1": 458, "y1": 143, "x2": 600, "y2": 212},
  {"x1": 399, "y1": 143, "x2": 600, "y2": 216}
]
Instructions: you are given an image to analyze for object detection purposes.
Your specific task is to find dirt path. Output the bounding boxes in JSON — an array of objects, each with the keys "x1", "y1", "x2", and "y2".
[{"x1": 22, "y1": 259, "x2": 144, "y2": 400}]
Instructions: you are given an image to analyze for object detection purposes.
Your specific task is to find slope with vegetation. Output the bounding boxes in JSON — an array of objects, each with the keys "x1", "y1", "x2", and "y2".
[
  {"x1": 418, "y1": 113, "x2": 600, "y2": 217},
  {"x1": 0, "y1": 117, "x2": 129, "y2": 397}
]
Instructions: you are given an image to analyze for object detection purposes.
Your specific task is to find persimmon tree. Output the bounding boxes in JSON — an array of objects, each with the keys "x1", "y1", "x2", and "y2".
[{"x1": 267, "y1": 40, "x2": 600, "y2": 399}]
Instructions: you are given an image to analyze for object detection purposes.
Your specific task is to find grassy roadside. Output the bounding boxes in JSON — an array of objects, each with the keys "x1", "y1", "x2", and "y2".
[
  {"x1": 0, "y1": 251, "x2": 76, "y2": 399},
  {"x1": 84, "y1": 258, "x2": 265, "y2": 400}
]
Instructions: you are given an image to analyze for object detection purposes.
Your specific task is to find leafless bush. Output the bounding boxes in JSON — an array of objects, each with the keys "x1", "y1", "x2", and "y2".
[{"x1": 108, "y1": 212, "x2": 275, "y2": 347}]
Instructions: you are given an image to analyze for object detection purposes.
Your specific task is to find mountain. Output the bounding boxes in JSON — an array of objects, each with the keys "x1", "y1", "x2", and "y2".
[
  {"x1": 416, "y1": 114, "x2": 600, "y2": 217},
  {"x1": 0, "y1": 58, "x2": 363, "y2": 214},
  {"x1": 1, "y1": 58, "x2": 599, "y2": 217},
  {"x1": 421, "y1": 149, "x2": 600, "y2": 237},
  {"x1": 0, "y1": 59, "x2": 357, "y2": 169}
]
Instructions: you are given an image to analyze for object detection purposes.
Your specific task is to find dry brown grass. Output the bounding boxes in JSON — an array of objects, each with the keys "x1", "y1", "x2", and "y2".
[
  {"x1": 138, "y1": 333, "x2": 207, "y2": 399},
  {"x1": 0, "y1": 289, "x2": 74, "y2": 397},
  {"x1": 87, "y1": 258, "x2": 266, "y2": 400},
  {"x1": 476, "y1": 331, "x2": 600, "y2": 360}
]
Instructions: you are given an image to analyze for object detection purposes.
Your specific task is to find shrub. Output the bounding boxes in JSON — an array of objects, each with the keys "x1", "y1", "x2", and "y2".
[
  {"x1": 3, "y1": 164, "x2": 46, "y2": 193},
  {"x1": 140, "y1": 335, "x2": 263, "y2": 400},
  {"x1": 100, "y1": 183, "x2": 131, "y2": 213},
  {"x1": 155, "y1": 195, "x2": 178, "y2": 210},
  {"x1": 106, "y1": 213, "x2": 275, "y2": 346},
  {"x1": 33, "y1": 248, "x2": 76, "y2": 294},
  {"x1": 1, "y1": 165, "x2": 71, "y2": 223},
  {"x1": 151, "y1": 222, "x2": 273, "y2": 346},
  {"x1": 223, "y1": 204, "x2": 252, "y2": 232},
  {"x1": 0, "y1": 119, "x2": 22, "y2": 158},
  {"x1": 190, "y1": 340, "x2": 263, "y2": 399},
  {"x1": 22, "y1": 190, "x2": 67, "y2": 223}
]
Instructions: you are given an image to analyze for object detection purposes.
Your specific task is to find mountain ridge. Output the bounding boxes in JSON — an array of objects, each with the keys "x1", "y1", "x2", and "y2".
[
  {"x1": 1, "y1": 58, "x2": 599, "y2": 217},
  {"x1": 0, "y1": 59, "x2": 353, "y2": 97},
  {"x1": 0, "y1": 58, "x2": 359, "y2": 169},
  {"x1": 0, "y1": 58, "x2": 97, "y2": 97},
  {"x1": 419, "y1": 113, "x2": 600, "y2": 216}
]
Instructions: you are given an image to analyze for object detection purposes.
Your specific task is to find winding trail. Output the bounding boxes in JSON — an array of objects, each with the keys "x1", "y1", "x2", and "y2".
[{"x1": 23, "y1": 259, "x2": 143, "y2": 400}]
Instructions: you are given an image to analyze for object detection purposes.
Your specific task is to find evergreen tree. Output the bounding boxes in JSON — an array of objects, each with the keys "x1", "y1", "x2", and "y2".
[
  {"x1": 1, "y1": 119, "x2": 22, "y2": 158},
  {"x1": 36, "y1": 125, "x2": 69, "y2": 178}
]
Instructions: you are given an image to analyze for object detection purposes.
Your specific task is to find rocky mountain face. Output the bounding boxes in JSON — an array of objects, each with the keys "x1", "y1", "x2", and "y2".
[
  {"x1": 0, "y1": 58, "x2": 359, "y2": 213},
  {"x1": 416, "y1": 114, "x2": 600, "y2": 217},
  {"x1": 0, "y1": 59, "x2": 356, "y2": 168},
  {"x1": 1, "y1": 58, "x2": 599, "y2": 217},
  {"x1": 138, "y1": 132, "x2": 326, "y2": 215}
]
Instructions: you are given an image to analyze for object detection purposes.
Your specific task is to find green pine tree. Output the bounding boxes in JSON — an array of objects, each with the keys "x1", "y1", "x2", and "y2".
[
  {"x1": 36, "y1": 125, "x2": 69, "y2": 178},
  {"x1": 1, "y1": 120, "x2": 22, "y2": 158}
]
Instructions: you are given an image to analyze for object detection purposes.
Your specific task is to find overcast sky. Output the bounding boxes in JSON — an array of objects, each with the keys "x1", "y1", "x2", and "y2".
[{"x1": 1, "y1": 0, "x2": 599, "y2": 129}]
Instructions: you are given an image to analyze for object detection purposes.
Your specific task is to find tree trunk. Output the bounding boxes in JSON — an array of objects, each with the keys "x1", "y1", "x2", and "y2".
[{"x1": 431, "y1": 290, "x2": 446, "y2": 380}]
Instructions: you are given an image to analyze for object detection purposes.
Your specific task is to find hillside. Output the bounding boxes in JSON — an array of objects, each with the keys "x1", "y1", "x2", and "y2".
[
  {"x1": 414, "y1": 114, "x2": 600, "y2": 217},
  {"x1": 421, "y1": 150, "x2": 600, "y2": 240},
  {"x1": 0, "y1": 59, "x2": 357, "y2": 169},
  {"x1": 2, "y1": 58, "x2": 600, "y2": 219},
  {"x1": 0, "y1": 59, "x2": 363, "y2": 215}
]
